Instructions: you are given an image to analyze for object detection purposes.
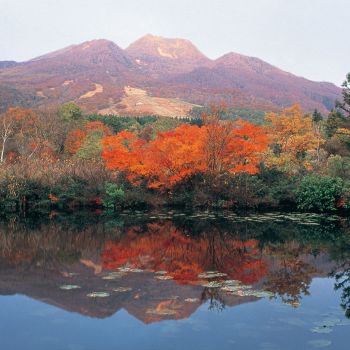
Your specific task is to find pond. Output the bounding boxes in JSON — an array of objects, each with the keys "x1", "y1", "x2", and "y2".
[{"x1": 0, "y1": 211, "x2": 350, "y2": 349}]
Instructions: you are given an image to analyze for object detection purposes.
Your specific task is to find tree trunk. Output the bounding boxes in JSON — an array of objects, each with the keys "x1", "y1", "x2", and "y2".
[{"x1": 0, "y1": 137, "x2": 6, "y2": 163}]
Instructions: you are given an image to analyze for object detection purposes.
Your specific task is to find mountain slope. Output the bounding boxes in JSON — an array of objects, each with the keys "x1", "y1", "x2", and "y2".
[
  {"x1": 0, "y1": 39, "x2": 138, "y2": 112},
  {"x1": 214, "y1": 52, "x2": 339, "y2": 110},
  {"x1": 0, "y1": 61, "x2": 18, "y2": 69},
  {"x1": 0, "y1": 35, "x2": 341, "y2": 115}
]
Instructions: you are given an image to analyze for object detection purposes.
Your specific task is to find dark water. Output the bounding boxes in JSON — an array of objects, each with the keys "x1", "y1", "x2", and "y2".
[{"x1": 1, "y1": 211, "x2": 350, "y2": 350}]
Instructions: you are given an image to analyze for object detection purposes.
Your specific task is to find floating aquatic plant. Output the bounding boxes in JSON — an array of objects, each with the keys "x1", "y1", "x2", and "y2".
[
  {"x1": 221, "y1": 280, "x2": 241, "y2": 286},
  {"x1": 86, "y1": 292, "x2": 110, "y2": 298},
  {"x1": 101, "y1": 272, "x2": 125, "y2": 280},
  {"x1": 118, "y1": 267, "x2": 144, "y2": 273},
  {"x1": 201, "y1": 281, "x2": 223, "y2": 288},
  {"x1": 310, "y1": 326, "x2": 333, "y2": 334},
  {"x1": 310, "y1": 316, "x2": 344, "y2": 334},
  {"x1": 198, "y1": 272, "x2": 227, "y2": 279},
  {"x1": 113, "y1": 287, "x2": 132, "y2": 292},
  {"x1": 146, "y1": 308, "x2": 177, "y2": 316},
  {"x1": 59, "y1": 285, "x2": 81, "y2": 290},
  {"x1": 155, "y1": 275, "x2": 174, "y2": 280},
  {"x1": 185, "y1": 298, "x2": 200, "y2": 303},
  {"x1": 221, "y1": 285, "x2": 251, "y2": 293}
]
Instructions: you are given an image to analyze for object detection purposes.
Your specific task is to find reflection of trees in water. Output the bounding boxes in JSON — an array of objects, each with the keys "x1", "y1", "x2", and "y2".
[
  {"x1": 202, "y1": 288, "x2": 226, "y2": 312},
  {"x1": 101, "y1": 221, "x2": 268, "y2": 285},
  {"x1": 333, "y1": 265, "x2": 350, "y2": 318},
  {"x1": 254, "y1": 219, "x2": 350, "y2": 311},
  {"x1": 0, "y1": 216, "x2": 122, "y2": 268},
  {"x1": 1, "y1": 213, "x2": 350, "y2": 316},
  {"x1": 263, "y1": 244, "x2": 316, "y2": 306},
  {"x1": 330, "y1": 237, "x2": 350, "y2": 318}
]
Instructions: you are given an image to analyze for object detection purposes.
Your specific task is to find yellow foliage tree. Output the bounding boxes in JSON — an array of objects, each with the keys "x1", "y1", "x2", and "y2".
[{"x1": 265, "y1": 105, "x2": 324, "y2": 174}]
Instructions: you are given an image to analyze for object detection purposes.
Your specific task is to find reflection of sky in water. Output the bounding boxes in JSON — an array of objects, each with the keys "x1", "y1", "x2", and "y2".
[{"x1": 0, "y1": 278, "x2": 349, "y2": 350}]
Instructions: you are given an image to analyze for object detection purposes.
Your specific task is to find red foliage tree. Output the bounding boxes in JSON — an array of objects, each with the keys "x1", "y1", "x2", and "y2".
[{"x1": 102, "y1": 120, "x2": 269, "y2": 189}]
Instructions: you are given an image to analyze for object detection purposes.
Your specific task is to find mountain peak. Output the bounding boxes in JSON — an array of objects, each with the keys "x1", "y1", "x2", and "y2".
[{"x1": 126, "y1": 34, "x2": 208, "y2": 62}]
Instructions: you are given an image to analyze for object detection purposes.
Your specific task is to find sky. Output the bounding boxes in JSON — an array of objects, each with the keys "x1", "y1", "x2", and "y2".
[{"x1": 0, "y1": 0, "x2": 349, "y2": 85}]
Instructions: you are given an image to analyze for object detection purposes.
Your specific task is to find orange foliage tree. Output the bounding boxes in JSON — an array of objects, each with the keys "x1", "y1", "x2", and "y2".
[
  {"x1": 204, "y1": 113, "x2": 270, "y2": 176},
  {"x1": 102, "y1": 119, "x2": 269, "y2": 189}
]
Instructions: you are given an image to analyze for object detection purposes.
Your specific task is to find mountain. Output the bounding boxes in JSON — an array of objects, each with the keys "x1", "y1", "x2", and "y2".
[{"x1": 0, "y1": 35, "x2": 341, "y2": 116}]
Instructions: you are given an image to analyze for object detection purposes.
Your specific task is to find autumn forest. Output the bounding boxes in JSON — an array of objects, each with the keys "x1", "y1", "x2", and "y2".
[{"x1": 0, "y1": 73, "x2": 349, "y2": 214}]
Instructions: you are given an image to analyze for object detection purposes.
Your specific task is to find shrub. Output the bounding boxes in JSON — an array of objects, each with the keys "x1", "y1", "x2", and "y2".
[
  {"x1": 103, "y1": 182, "x2": 125, "y2": 210},
  {"x1": 0, "y1": 158, "x2": 113, "y2": 212},
  {"x1": 296, "y1": 175, "x2": 347, "y2": 212}
]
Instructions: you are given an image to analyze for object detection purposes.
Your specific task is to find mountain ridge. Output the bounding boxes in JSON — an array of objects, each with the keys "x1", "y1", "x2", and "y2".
[{"x1": 0, "y1": 35, "x2": 341, "y2": 116}]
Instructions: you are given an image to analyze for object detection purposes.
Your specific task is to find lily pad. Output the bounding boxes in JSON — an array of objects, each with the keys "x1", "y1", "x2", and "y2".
[
  {"x1": 222, "y1": 280, "x2": 241, "y2": 286},
  {"x1": 87, "y1": 292, "x2": 110, "y2": 298},
  {"x1": 251, "y1": 291, "x2": 274, "y2": 298},
  {"x1": 113, "y1": 287, "x2": 132, "y2": 293},
  {"x1": 146, "y1": 308, "x2": 177, "y2": 316},
  {"x1": 310, "y1": 326, "x2": 333, "y2": 334},
  {"x1": 234, "y1": 289, "x2": 259, "y2": 297},
  {"x1": 201, "y1": 281, "x2": 223, "y2": 288},
  {"x1": 102, "y1": 272, "x2": 125, "y2": 280},
  {"x1": 314, "y1": 318, "x2": 341, "y2": 328},
  {"x1": 118, "y1": 267, "x2": 144, "y2": 273},
  {"x1": 221, "y1": 284, "x2": 252, "y2": 293},
  {"x1": 155, "y1": 275, "x2": 174, "y2": 280},
  {"x1": 198, "y1": 272, "x2": 227, "y2": 279},
  {"x1": 185, "y1": 298, "x2": 200, "y2": 303},
  {"x1": 59, "y1": 285, "x2": 81, "y2": 290}
]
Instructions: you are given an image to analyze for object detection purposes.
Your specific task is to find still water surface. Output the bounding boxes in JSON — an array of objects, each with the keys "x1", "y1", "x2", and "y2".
[{"x1": 0, "y1": 211, "x2": 350, "y2": 349}]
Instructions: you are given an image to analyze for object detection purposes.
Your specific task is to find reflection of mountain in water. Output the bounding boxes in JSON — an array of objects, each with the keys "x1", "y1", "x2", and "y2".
[{"x1": 0, "y1": 213, "x2": 350, "y2": 323}]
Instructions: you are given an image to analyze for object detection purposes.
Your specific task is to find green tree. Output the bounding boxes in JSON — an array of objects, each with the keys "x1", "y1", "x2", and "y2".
[
  {"x1": 324, "y1": 75, "x2": 350, "y2": 156},
  {"x1": 325, "y1": 110, "x2": 348, "y2": 137},
  {"x1": 312, "y1": 109, "x2": 323, "y2": 123},
  {"x1": 335, "y1": 73, "x2": 350, "y2": 117},
  {"x1": 59, "y1": 103, "x2": 83, "y2": 123},
  {"x1": 327, "y1": 155, "x2": 350, "y2": 179},
  {"x1": 75, "y1": 130, "x2": 104, "y2": 160}
]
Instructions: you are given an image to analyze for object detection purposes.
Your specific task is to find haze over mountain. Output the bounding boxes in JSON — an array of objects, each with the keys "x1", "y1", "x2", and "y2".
[{"x1": 0, "y1": 34, "x2": 341, "y2": 116}]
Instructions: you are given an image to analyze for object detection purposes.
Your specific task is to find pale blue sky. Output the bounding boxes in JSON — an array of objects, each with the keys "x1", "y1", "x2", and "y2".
[{"x1": 0, "y1": 0, "x2": 349, "y2": 85}]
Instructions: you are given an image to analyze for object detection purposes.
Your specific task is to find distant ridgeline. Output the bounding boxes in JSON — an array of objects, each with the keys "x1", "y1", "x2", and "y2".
[{"x1": 0, "y1": 35, "x2": 341, "y2": 116}]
